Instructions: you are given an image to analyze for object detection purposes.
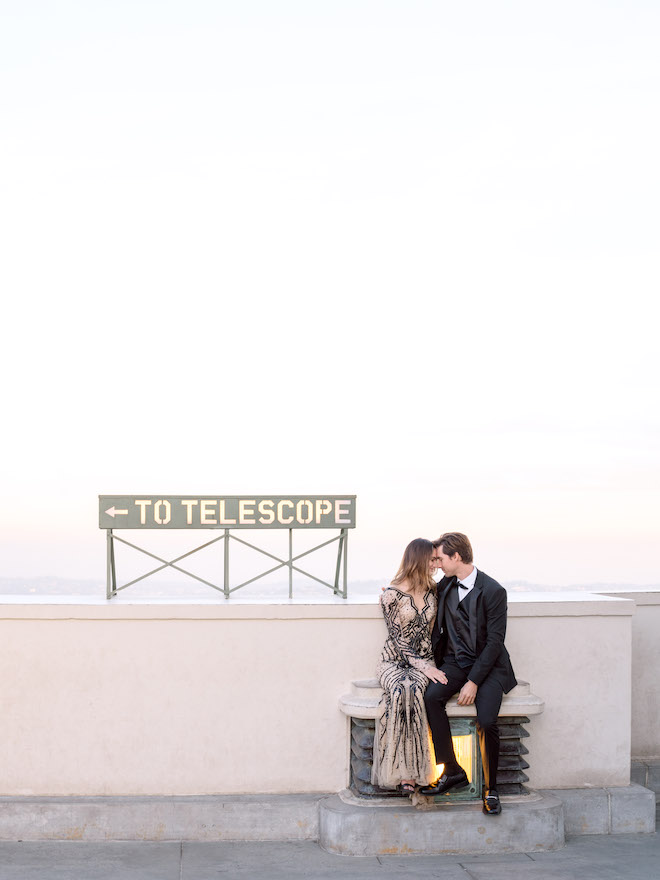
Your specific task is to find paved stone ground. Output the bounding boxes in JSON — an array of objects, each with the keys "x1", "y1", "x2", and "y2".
[{"x1": 0, "y1": 807, "x2": 656, "y2": 880}]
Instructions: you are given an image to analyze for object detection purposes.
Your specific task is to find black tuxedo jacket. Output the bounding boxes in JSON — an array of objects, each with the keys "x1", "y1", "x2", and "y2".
[{"x1": 431, "y1": 569, "x2": 517, "y2": 693}]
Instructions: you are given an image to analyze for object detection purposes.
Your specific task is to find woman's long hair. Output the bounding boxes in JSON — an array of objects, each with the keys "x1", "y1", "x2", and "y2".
[{"x1": 391, "y1": 538, "x2": 435, "y2": 593}]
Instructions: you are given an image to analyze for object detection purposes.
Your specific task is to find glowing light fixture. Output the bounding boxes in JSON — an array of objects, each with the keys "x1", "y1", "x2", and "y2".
[{"x1": 433, "y1": 719, "x2": 481, "y2": 801}]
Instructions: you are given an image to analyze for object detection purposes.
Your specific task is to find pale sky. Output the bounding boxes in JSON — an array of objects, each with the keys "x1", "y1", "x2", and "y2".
[{"x1": 1, "y1": 1, "x2": 658, "y2": 591}]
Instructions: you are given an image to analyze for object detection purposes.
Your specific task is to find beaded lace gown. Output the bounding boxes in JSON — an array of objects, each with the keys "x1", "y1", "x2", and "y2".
[{"x1": 372, "y1": 586, "x2": 438, "y2": 789}]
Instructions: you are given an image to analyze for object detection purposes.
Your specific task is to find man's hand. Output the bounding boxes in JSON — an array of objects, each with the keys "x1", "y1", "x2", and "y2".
[
  {"x1": 456, "y1": 680, "x2": 478, "y2": 705},
  {"x1": 426, "y1": 667, "x2": 448, "y2": 684}
]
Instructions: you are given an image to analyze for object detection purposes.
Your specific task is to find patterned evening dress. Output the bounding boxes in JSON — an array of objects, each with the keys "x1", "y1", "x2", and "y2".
[{"x1": 372, "y1": 586, "x2": 438, "y2": 789}]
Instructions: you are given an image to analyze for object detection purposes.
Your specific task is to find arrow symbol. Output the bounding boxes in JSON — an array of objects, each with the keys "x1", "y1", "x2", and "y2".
[{"x1": 105, "y1": 506, "x2": 128, "y2": 518}]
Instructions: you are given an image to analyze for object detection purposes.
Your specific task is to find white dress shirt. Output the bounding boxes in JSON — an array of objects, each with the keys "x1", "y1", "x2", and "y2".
[{"x1": 457, "y1": 565, "x2": 478, "y2": 601}]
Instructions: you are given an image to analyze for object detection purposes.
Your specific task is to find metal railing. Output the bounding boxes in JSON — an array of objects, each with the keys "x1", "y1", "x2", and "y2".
[{"x1": 105, "y1": 526, "x2": 349, "y2": 599}]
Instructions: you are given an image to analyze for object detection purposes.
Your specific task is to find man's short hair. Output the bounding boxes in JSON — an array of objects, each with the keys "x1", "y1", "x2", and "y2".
[{"x1": 433, "y1": 532, "x2": 473, "y2": 564}]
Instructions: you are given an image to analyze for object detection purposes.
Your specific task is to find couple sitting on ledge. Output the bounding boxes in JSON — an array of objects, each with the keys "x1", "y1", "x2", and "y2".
[{"x1": 372, "y1": 532, "x2": 517, "y2": 816}]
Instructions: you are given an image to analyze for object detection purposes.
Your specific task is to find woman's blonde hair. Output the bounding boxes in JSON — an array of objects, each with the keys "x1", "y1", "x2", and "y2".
[{"x1": 391, "y1": 538, "x2": 435, "y2": 593}]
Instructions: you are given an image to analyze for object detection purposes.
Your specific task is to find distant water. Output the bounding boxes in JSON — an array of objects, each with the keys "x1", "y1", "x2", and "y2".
[{"x1": 1, "y1": 576, "x2": 657, "y2": 600}]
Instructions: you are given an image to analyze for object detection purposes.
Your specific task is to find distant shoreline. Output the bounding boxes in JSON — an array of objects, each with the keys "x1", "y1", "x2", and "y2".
[{"x1": 2, "y1": 576, "x2": 658, "y2": 600}]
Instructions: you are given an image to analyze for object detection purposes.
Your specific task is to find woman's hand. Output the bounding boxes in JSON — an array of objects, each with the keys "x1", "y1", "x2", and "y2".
[{"x1": 426, "y1": 667, "x2": 448, "y2": 685}]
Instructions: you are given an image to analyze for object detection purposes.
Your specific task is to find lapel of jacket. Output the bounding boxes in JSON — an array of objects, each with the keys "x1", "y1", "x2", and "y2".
[
  {"x1": 468, "y1": 568, "x2": 485, "y2": 649},
  {"x1": 436, "y1": 575, "x2": 455, "y2": 629}
]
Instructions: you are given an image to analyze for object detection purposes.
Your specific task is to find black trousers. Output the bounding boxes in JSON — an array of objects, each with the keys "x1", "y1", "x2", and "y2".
[{"x1": 424, "y1": 661, "x2": 503, "y2": 791}]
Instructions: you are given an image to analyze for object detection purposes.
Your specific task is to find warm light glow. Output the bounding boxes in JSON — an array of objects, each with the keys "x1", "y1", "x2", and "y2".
[{"x1": 436, "y1": 735, "x2": 473, "y2": 783}]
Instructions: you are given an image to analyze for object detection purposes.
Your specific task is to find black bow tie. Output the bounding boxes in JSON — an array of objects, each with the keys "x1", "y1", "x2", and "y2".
[{"x1": 457, "y1": 581, "x2": 468, "y2": 590}]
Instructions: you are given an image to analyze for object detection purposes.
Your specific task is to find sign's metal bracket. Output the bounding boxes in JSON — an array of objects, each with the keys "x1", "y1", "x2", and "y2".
[{"x1": 105, "y1": 526, "x2": 349, "y2": 600}]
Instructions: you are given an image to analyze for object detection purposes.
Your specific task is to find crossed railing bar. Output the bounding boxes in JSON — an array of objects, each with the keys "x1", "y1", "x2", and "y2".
[
  {"x1": 105, "y1": 527, "x2": 348, "y2": 599},
  {"x1": 108, "y1": 533, "x2": 225, "y2": 594}
]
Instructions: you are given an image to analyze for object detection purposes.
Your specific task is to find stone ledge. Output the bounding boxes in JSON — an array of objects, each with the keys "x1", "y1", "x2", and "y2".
[
  {"x1": 0, "y1": 591, "x2": 639, "y2": 619},
  {"x1": 543, "y1": 784, "x2": 656, "y2": 835},
  {"x1": 631, "y1": 759, "x2": 660, "y2": 802},
  {"x1": 0, "y1": 786, "x2": 652, "y2": 846},
  {"x1": 319, "y1": 789, "x2": 564, "y2": 856},
  {"x1": 340, "y1": 678, "x2": 544, "y2": 720},
  {"x1": 0, "y1": 795, "x2": 323, "y2": 842}
]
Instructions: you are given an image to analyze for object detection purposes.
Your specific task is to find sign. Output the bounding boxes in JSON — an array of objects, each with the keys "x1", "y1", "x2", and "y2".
[{"x1": 99, "y1": 495, "x2": 357, "y2": 530}]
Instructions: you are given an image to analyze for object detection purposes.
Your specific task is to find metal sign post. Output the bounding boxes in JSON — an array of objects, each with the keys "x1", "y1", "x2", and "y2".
[{"x1": 99, "y1": 495, "x2": 356, "y2": 600}]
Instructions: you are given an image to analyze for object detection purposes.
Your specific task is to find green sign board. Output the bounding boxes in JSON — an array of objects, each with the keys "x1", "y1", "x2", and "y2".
[{"x1": 99, "y1": 495, "x2": 356, "y2": 530}]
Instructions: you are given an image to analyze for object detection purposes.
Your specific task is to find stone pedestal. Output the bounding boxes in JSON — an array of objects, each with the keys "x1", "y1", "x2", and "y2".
[
  {"x1": 319, "y1": 789, "x2": 565, "y2": 856},
  {"x1": 330, "y1": 677, "x2": 569, "y2": 854},
  {"x1": 339, "y1": 678, "x2": 543, "y2": 800}
]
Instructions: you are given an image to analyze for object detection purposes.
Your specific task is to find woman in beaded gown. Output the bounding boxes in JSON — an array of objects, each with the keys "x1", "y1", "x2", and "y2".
[{"x1": 372, "y1": 538, "x2": 448, "y2": 795}]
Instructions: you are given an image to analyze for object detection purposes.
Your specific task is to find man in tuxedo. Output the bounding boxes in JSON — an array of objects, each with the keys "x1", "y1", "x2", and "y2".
[{"x1": 420, "y1": 532, "x2": 516, "y2": 816}]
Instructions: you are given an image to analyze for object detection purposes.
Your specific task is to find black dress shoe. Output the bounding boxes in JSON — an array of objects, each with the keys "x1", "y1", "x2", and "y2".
[
  {"x1": 482, "y1": 789, "x2": 502, "y2": 815},
  {"x1": 419, "y1": 769, "x2": 469, "y2": 796}
]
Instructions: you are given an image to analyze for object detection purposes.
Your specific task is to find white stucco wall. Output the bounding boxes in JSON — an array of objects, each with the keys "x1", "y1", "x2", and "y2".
[
  {"x1": 0, "y1": 591, "x2": 639, "y2": 796},
  {"x1": 599, "y1": 590, "x2": 660, "y2": 760},
  {"x1": 506, "y1": 594, "x2": 632, "y2": 789}
]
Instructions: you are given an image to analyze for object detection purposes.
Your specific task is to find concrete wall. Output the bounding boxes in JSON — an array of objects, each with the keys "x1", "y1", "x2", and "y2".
[
  {"x1": 599, "y1": 590, "x2": 660, "y2": 760},
  {"x1": 0, "y1": 592, "x2": 642, "y2": 796},
  {"x1": 505, "y1": 593, "x2": 632, "y2": 789}
]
